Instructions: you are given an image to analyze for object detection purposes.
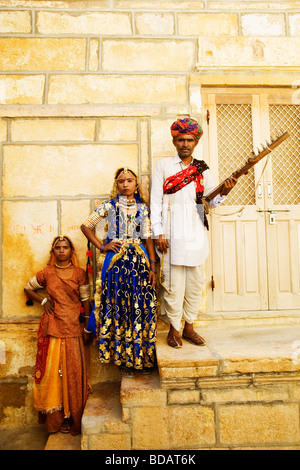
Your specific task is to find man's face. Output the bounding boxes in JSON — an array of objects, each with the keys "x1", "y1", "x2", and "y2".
[{"x1": 173, "y1": 134, "x2": 198, "y2": 160}]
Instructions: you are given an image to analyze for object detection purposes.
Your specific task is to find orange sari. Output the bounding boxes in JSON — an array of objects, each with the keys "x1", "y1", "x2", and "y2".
[{"x1": 33, "y1": 266, "x2": 90, "y2": 436}]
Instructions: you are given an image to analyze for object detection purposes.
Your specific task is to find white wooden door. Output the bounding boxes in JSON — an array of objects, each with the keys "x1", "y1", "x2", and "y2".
[
  {"x1": 261, "y1": 94, "x2": 300, "y2": 310},
  {"x1": 203, "y1": 89, "x2": 300, "y2": 313}
]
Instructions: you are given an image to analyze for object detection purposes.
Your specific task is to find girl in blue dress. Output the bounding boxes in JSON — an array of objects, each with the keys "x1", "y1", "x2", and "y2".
[{"x1": 81, "y1": 168, "x2": 157, "y2": 377}]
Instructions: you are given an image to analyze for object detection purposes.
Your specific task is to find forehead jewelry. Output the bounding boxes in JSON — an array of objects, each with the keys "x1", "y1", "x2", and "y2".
[{"x1": 53, "y1": 236, "x2": 70, "y2": 248}]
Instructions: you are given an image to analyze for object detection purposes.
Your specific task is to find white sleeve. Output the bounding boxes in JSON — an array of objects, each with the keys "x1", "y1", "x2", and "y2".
[{"x1": 203, "y1": 169, "x2": 227, "y2": 208}]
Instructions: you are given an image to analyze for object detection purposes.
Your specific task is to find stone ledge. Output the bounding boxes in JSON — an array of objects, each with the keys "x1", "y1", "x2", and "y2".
[
  {"x1": 191, "y1": 67, "x2": 300, "y2": 87},
  {"x1": 0, "y1": 104, "x2": 162, "y2": 117},
  {"x1": 156, "y1": 321, "x2": 300, "y2": 388}
]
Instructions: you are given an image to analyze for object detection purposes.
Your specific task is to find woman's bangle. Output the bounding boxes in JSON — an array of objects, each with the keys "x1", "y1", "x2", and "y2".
[
  {"x1": 100, "y1": 245, "x2": 105, "y2": 253},
  {"x1": 150, "y1": 259, "x2": 157, "y2": 264},
  {"x1": 41, "y1": 298, "x2": 48, "y2": 306},
  {"x1": 84, "y1": 328, "x2": 92, "y2": 334},
  {"x1": 150, "y1": 268, "x2": 157, "y2": 274}
]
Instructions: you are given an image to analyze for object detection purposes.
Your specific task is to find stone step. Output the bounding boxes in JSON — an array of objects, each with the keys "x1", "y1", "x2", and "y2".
[
  {"x1": 156, "y1": 320, "x2": 300, "y2": 388},
  {"x1": 45, "y1": 432, "x2": 81, "y2": 450},
  {"x1": 81, "y1": 381, "x2": 131, "y2": 450}
]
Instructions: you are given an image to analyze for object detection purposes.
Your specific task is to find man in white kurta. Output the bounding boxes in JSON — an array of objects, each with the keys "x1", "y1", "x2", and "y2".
[{"x1": 150, "y1": 118, "x2": 236, "y2": 348}]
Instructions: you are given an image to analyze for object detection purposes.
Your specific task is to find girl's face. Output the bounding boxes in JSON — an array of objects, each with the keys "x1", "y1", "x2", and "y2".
[
  {"x1": 117, "y1": 172, "x2": 137, "y2": 199},
  {"x1": 53, "y1": 240, "x2": 72, "y2": 263}
]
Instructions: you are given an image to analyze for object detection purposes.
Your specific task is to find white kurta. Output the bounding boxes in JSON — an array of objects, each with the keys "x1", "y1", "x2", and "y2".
[{"x1": 150, "y1": 155, "x2": 226, "y2": 267}]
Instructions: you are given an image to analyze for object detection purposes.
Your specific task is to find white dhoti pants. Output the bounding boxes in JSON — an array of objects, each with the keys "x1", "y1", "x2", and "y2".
[{"x1": 160, "y1": 264, "x2": 205, "y2": 332}]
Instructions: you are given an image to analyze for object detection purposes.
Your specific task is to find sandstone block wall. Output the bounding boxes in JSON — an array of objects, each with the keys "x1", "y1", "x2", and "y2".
[{"x1": 0, "y1": 0, "x2": 299, "y2": 428}]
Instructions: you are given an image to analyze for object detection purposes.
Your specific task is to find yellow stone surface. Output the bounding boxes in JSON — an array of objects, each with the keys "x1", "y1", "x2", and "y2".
[
  {"x1": 140, "y1": 119, "x2": 149, "y2": 173},
  {"x1": 89, "y1": 39, "x2": 99, "y2": 72},
  {"x1": 115, "y1": 0, "x2": 205, "y2": 9},
  {"x1": 10, "y1": 118, "x2": 96, "y2": 142},
  {"x1": 135, "y1": 13, "x2": 174, "y2": 35},
  {"x1": 2, "y1": 201, "x2": 58, "y2": 318},
  {"x1": 0, "y1": 322, "x2": 38, "y2": 379},
  {"x1": 219, "y1": 404, "x2": 300, "y2": 444},
  {"x1": 3, "y1": 144, "x2": 138, "y2": 197},
  {"x1": 197, "y1": 37, "x2": 300, "y2": 67},
  {"x1": 289, "y1": 14, "x2": 300, "y2": 36},
  {"x1": 48, "y1": 75, "x2": 187, "y2": 105},
  {"x1": 0, "y1": 75, "x2": 45, "y2": 104},
  {"x1": 60, "y1": 199, "x2": 92, "y2": 268},
  {"x1": 0, "y1": 38, "x2": 86, "y2": 71},
  {"x1": 132, "y1": 404, "x2": 215, "y2": 449},
  {"x1": 89, "y1": 433, "x2": 131, "y2": 450},
  {"x1": 98, "y1": 118, "x2": 138, "y2": 142},
  {"x1": 0, "y1": 11, "x2": 31, "y2": 33},
  {"x1": 209, "y1": 1, "x2": 300, "y2": 9},
  {"x1": 36, "y1": 11, "x2": 132, "y2": 35},
  {"x1": 178, "y1": 13, "x2": 239, "y2": 36},
  {"x1": 0, "y1": 118, "x2": 7, "y2": 140},
  {"x1": 102, "y1": 39, "x2": 195, "y2": 72},
  {"x1": 241, "y1": 13, "x2": 286, "y2": 36}
]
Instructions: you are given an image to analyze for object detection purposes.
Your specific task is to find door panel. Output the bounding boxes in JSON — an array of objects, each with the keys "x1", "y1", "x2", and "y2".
[
  {"x1": 206, "y1": 93, "x2": 268, "y2": 312},
  {"x1": 204, "y1": 90, "x2": 299, "y2": 313},
  {"x1": 265, "y1": 102, "x2": 300, "y2": 310}
]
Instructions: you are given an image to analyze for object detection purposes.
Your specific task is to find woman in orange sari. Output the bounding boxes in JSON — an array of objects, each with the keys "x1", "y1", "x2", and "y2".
[{"x1": 24, "y1": 236, "x2": 91, "y2": 436}]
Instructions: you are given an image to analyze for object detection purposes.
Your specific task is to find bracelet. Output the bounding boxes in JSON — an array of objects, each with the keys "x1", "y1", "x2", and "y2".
[
  {"x1": 150, "y1": 268, "x2": 157, "y2": 274},
  {"x1": 41, "y1": 298, "x2": 48, "y2": 306},
  {"x1": 84, "y1": 328, "x2": 92, "y2": 334},
  {"x1": 150, "y1": 259, "x2": 157, "y2": 264},
  {"x1": 84, "y1": 316, "x2": 90, "y2": 319},
  {"x1": 100, "y1": 245, "x2": 105, "y2": 253}
]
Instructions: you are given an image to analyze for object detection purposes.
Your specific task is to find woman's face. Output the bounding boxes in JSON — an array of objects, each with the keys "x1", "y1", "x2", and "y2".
[
  {"x1": 117, "y1": 172, "x2": 137, "y2": 199},
  {"x1": 53, "y1": 240, "x2": 72, "y2": 263}
]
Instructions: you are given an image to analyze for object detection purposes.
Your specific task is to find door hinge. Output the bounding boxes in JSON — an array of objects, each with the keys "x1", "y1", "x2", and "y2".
[
  {"x1": 211, "y1": 275, "x2": 215, "y2": 291},
  {"x1": 207, "y1": 110, "x2": 210, "y2": 125}
]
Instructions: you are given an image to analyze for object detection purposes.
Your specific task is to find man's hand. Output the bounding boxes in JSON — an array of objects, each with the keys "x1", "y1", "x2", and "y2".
[
  {"x1": 220, "y1": 177, "x2": 237, "y2": 196},
  {"x1": 155, "y1": 234, "x2": 169, "y2": 254}
]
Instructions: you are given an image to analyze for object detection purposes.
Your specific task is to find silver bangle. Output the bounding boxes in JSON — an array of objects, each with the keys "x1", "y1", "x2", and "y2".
[
  {"x1": 41, "y1": 298, "x2": 48, "y2": 306},
  {"x1": 84, "y1": 328, "x2": 92, "y2": 334}
]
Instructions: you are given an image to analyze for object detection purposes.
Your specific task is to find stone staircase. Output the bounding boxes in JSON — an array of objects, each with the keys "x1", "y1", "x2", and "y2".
[{"x1": 45, "y1": 319, "x2": 300, "y2": 450}]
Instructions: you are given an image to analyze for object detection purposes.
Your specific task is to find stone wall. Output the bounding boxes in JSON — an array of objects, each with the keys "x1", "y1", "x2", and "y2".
[{"x1": 0, "y1": 0, "x2": 299, "y2": 428}]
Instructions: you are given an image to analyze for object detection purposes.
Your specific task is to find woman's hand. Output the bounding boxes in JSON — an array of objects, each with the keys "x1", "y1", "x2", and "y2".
[
  {"x1": 83, "y1": 329, "x2": 93, "y2": 345},
  {"x1": 148, "y1": 269, "x2": 156, "y2": 289},
  {"x1": 104, "y1": 240, "x2": 123, "y2": 253},
  {"x1": 43, "y1": 298, "x2": 55, "y2": 315}
]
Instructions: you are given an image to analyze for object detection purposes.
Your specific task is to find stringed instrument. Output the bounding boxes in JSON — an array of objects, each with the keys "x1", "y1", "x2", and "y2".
[{"x1": 203, "y1": 131, "x2": 290, "y2": 205}]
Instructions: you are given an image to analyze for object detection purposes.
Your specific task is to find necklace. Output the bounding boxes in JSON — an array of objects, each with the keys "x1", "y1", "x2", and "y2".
[{"x1": 55, "y1": 262, "x2": 72, "y2": 269}]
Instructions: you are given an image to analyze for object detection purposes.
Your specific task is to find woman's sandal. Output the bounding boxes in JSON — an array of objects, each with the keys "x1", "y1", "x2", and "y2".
[
  {"x1": 60, "y1": 418, "x2": 72, "y2": 434},
  {"x1": 119, "y1": 365, "x2": 135, "y2": 378}
]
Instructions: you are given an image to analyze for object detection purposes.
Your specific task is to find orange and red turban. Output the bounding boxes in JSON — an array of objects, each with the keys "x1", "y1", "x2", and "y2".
[{"x1": 170, "y1": 118, "x2": 203, "y2": 141}]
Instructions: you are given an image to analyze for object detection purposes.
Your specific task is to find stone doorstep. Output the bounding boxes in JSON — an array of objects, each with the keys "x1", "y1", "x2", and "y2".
[{"x1": 156, "y1": 320, "x2": 300, "y2": 387}]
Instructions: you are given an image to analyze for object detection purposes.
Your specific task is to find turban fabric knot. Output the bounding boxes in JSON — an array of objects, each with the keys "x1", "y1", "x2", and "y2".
[{"x1": 170, "y1": 118, "x2": 203, "y2": 141}]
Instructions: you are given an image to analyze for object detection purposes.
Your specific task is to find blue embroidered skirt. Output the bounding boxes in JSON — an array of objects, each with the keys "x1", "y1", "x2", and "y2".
[{"x1": 88, "y1": 242, "x2": 157, "y2": 369}]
